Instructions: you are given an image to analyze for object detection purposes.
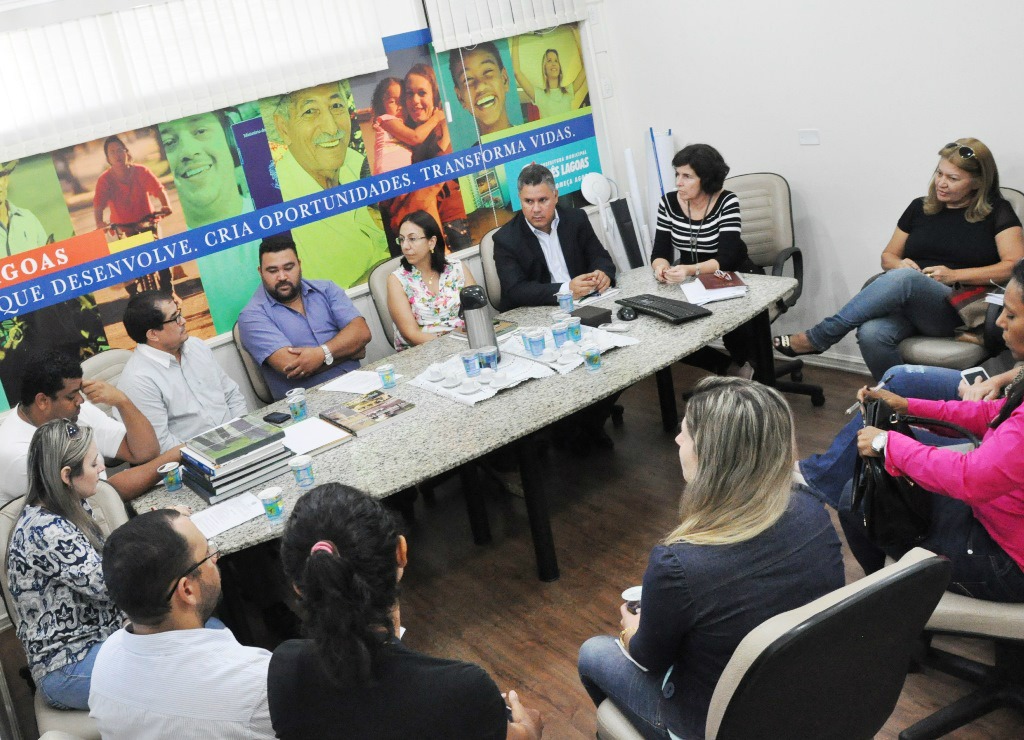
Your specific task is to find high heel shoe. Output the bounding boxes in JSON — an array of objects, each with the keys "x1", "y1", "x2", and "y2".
[{"x1": 773, "y1": 334, "x2": 823, "y2": 358}]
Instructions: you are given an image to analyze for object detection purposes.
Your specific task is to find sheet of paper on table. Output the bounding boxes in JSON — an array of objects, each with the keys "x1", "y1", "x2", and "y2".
[
  {"x1": 578, "y1": 288, "x2": 621, "y2": 306},
  {"x1": 321, "y1": 371, "x2": 383, "y2": 394},
  {"x1": 283, "y1": 418, "x2": 352, "y2": 455},
  {"x1": 681, "y1": 280, "x2": 747, "y2": 306},
  {"x1": 191, "y1": 493, "x2": 266, "y2": 539}
]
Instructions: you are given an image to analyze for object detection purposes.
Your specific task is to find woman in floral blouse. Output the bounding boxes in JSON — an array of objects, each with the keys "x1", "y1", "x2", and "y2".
[
  {"x1": 387, "y1": 210, "x2": 478, "y2": 350},
  {"x1": 7, "y1": 419, "x2": 123, "y2": 710}
]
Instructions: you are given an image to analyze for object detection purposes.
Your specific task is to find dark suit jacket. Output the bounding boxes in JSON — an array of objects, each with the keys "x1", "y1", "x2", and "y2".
[{"x1": 492, "y1": 207, "x2": 616, "y2": 311}]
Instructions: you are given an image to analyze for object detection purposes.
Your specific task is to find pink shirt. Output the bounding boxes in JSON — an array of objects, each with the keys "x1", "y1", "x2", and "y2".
[{"x1": 886, "y1": 397, "x2": 1024, "y2": 570}]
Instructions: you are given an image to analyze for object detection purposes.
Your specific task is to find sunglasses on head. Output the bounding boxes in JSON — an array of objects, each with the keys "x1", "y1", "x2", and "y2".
[{"x1": 945, "y1": 142, "x2": 976, "y2": 160}]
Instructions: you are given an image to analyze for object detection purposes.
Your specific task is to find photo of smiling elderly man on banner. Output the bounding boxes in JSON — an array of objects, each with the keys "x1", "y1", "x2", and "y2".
[
  {"x1": 261, "y1": 80, "x2": 390, "y2": 288},
  {"x1": 159, "y1": 105, "x2": 262, "y2": 333}
]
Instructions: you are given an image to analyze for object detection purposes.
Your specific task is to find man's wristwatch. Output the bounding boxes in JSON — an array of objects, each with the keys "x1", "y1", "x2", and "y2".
[
  {"x1": 871, "y1": 431, "x2": 888, "y2": 455},
  {"x1": 321, "y1": 344, "x2": 334, "y2": 366}
]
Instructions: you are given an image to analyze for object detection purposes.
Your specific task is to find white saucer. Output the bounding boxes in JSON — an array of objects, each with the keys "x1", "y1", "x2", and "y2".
[{"x1": 458, "y1": 382, "x2": 481, "y2": 394}]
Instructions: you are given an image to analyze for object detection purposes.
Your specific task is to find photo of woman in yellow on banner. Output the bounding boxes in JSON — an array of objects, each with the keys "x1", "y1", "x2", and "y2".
[
  {"x1": 511, "y1": 26, "x2": 589, "y2": 123},
  {"x1": 261, "y1": 80, "x2": 390, "y2": 289},
  {"x1": 159, "y1": 106, "x2": 262, "y2": 333}
]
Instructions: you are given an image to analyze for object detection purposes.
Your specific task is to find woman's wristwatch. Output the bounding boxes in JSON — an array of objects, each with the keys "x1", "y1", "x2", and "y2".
[{"x1": 871, "y1": 431, "x2": 888, "y2": 455}]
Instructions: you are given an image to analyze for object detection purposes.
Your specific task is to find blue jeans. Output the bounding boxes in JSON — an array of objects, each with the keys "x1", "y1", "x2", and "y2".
[
  {"x1": 805, "y1": 268, "x2": 961, "y2": 380},
  {"x1": 37, "y1": 641, "x2": 103, "y2": 710},
  {"x1": 35, "y1": 617, "x2": 226, "y2": 710},
  {"x1": 800, "y1": 364, "x2": 963, "y2": 508},
  {"x1": 799, "y1": 364, "x2": 1024, "y2": 602},
  {"x1": 578, "y1": 636, "x2": 674, "y2": 740}
]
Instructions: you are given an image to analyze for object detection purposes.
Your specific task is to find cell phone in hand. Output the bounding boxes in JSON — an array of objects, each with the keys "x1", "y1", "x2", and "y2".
[{"x1": 961, "y1": 367, "x2": 990, "y2": 386}]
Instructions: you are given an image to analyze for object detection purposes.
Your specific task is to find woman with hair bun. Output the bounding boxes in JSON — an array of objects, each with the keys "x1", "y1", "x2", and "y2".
[
  {"x1": 577, "y1": 378, "x2": 844, "y2": 740},
  {"x1": 268, "y1": 483, "x2": 543, "y2": 740}
]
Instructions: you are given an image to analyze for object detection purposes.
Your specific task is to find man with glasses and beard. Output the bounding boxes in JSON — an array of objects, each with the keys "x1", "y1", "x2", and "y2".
[
  {"x1": 238, "y1": 234, "x2": 371, "y2": 400},
  {"x1": 90, "y1": 509, "x2": 275, "y2": 739},
  {"x1": 116, "y1": 290, "x2": 248, "y2": 451}
]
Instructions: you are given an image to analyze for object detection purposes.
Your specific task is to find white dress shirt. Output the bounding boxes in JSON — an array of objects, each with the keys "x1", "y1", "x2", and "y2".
[
  {"x1": 528, "y1": 211, "x2": 571, "y2": 294},
  {"x1": 0, "y1": 402, "x2": 125, "y2": 504},
  {"x1": 116, "y1": 337, "x2": 249, "y2": 451},
  {"x1": 90, "y1": 626, "x2": 274, "y2": 740}
]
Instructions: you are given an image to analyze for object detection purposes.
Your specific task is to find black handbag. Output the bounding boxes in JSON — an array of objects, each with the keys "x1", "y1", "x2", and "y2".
[{"x1": 851, "y1": 398, "x2": 981, "y2": 548}]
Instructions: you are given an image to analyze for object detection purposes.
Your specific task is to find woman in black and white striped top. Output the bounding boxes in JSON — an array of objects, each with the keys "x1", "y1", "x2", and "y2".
[
  {"x1": 651, "y1": 144, "x2": 750, "y2": 281},
  {"x1": 651, "y1": 144, "x2": 754, "y2": 374}
]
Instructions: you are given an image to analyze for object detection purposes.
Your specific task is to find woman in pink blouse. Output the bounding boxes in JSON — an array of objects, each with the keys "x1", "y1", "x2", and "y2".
[
  {"x1": 386, "y1": 210, "x2": 477, "y2": 350},
  {"x1": 847, "y1": 258, "x2": 1024, "y2": 602}
]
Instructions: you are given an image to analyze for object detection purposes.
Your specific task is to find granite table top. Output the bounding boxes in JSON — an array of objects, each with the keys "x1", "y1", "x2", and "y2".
[{"x1": 136, "y1": 268, "x2": 796, "y2": 554}]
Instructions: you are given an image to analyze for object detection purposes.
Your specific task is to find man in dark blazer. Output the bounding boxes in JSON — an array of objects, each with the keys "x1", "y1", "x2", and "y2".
[
  {"x1": 493, "y1": 163, "x2": 616, "y2": 311},
  {"x1": 493, "y1": 163, "x2": 619, "y2": 452}
]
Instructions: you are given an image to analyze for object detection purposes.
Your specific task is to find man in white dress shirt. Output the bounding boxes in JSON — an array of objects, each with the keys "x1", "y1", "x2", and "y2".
[
  {"x1": 0, "y1": 349, "x2": 165, "y2": 503},
  {"x1": 116, "y1": 291, "x2": 249, "y2": 451},
  {"x1": 91, "y1": 509, "x2": 274, "y2": 739}
]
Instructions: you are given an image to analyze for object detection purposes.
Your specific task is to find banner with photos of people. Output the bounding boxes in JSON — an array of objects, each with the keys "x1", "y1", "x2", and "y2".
[{"x1": 0, "y1": 24, "x2": 601, "y2": 411}]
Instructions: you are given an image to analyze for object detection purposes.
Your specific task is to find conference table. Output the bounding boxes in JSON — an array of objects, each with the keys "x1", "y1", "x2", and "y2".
[{"x1": 136, "y1": 268, "x2": 797, "y2": 582}]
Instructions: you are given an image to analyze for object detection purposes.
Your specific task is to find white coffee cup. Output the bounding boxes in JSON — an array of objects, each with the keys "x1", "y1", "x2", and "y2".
[
  {"x1": 493, "y1": 370, "x2": 508, "y2": 386},
  {"x1": 478, "y1": 368, "x2": 495, "y2": 384},
  {"x1": 426, "y1": 364, "x2": 443, "y2": 381},
  {"x1": 442, "y1": 371, "x2": 460, "y2": 388},
  {"x1": 459, "y1": 379, "x2": 480, "y2": 394}
]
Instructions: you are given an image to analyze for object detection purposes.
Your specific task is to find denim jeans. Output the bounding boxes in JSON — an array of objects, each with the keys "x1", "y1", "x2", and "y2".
[
  {"x1": 578, "y1": 636, "x2": 674, "y2": 740},
  {"x1": 799, "y1": 364, "x2": 964, "y2": 508},
  {"x1": 799, "y1": 364, "x2": 1024, "y2": 602},
  {"x1": 37, "y1": 641, "x2": 103, "y2": 710},
  {"x1": 36, "y1": 617, "x2": 227, "y2": 710},
  {"x1": 804, "y1": 268, "x2": 961, "y2": 380}
]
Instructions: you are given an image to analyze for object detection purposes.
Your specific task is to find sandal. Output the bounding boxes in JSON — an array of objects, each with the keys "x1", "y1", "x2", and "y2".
[{"x1": 773, "y1": 334, "x2": 823, "y2": 358}]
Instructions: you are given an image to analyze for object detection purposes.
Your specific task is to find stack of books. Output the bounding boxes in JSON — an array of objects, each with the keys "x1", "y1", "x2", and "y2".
[
  {"x1": 181, "y1": 415, "x2": 293, "y2": 504},
  {"x1": 320, "y1": 390, "x2": 415, "y2": 436}
]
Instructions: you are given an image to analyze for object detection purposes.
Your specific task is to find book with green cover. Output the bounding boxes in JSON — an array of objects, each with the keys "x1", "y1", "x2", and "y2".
[
  {"x1": 320, "y1": 390, "x2": 415, "y2": 436},
  {"x1": 186, "y1": 414, "x2": 286, "y2": 465}
]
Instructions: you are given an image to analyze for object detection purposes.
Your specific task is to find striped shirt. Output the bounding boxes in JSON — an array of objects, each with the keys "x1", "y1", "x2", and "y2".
[{"x1": 651, "y1": 190, "x2": 747, "y2": 270}]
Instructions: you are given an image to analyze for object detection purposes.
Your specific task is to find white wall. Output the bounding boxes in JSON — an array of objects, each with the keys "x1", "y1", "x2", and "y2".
[{"x1": 592, "y1": 0, "x2": 1024, "y2": 371}]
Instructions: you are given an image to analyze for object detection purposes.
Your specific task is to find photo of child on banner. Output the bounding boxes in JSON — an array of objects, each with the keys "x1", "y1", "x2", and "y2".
[
  {"x1": 439, "y1": 38, "x2": 524, "y2": 151},
  {"x1": 351, "y1": 54, "x2": 470, "y2": 256},
  {"x1": 260, "y1": 80, "x2": 391, "y2": 288},
  {"x1": 54, "y1": 127, "x2": 217, "y2": 346},
  {"x1": 0, "y1": 154, "x2": 108, "y2": 411},
  {"x1": 159, "y1": 105, "x2": 262, "y2": 333},
  {"x1": 510, "y1": 27, "x2": 590, "y2": 123}
]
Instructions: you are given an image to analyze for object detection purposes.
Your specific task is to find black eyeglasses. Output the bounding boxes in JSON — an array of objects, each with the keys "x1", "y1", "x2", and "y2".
[
  {"x1": 164, "y1": 541, "x2": 220, "y2": 602},
  {"x1": 945, "y1": 142, "x2": 976, "y2": 160},
  {"x1": 66, "y1": 421, "x2": 79, "y2": 439},
  {"x1": 161, "y1": 310, "x2": 184, "y2": 325}
]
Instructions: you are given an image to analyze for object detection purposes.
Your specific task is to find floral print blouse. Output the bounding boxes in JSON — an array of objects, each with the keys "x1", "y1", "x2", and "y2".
[
  {"x1": 8, "y1": 503, "x2": 123, "y2": 682},
  {"x1": 392, "y1": 258, "x2": 466, "y2": 350}
]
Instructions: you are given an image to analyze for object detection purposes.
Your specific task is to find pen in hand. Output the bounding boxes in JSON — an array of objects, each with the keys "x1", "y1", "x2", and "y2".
[{"x1": 845, "y1": 376, "x2": 891, "y2": 415}]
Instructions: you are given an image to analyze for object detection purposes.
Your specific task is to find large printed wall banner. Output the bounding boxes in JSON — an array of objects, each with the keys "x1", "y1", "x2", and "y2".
[{"x1": 0, "y1": 25, "x2": 602, "y2": 410}]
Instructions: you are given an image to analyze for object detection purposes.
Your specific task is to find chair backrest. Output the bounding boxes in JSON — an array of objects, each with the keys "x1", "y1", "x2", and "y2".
[
  {"x1": 723, "y1": 173, "x2": 795, "y2": 270},
  {"x1": 0, "y1": 482, "x2": 126, "y2": 626},
  {"x1": 1000, "y1": 187, "x2": 1024, "y2": 223},
  {"x1": 231, "y1": 322, "x2": 273, "y2": 405},
  {"x1": 479, "y1": 227, "x2": 502, "y2": 311},
  {"x1": 80, "y1": 350, "x2": 134, "y2": 415},
  {"x1": 366, "y1": 256, "x2": 404, "y2": 349},
  {"x1": 705, "y1": 548, "x2": 951, "y2": 740}
]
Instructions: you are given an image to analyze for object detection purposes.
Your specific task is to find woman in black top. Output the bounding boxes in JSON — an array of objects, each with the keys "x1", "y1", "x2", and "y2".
[
  {"x1": 775, "y1": 138, "x2": 1024, "y2": 380},
  {"x1": 267, "y1": 483, "x2": 543, "y2": 740},
  {"x1": 652, "y1": 144, "x2": 754, "y2": 375}
]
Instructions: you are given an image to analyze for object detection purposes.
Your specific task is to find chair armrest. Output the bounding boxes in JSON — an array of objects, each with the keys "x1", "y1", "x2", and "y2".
[
  {"x1": 771, "y1": 247, "x2": 803, "y2": 309},
  {"x1": 983, "y1": 301, "x2": 1007, "y2": 355}
]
